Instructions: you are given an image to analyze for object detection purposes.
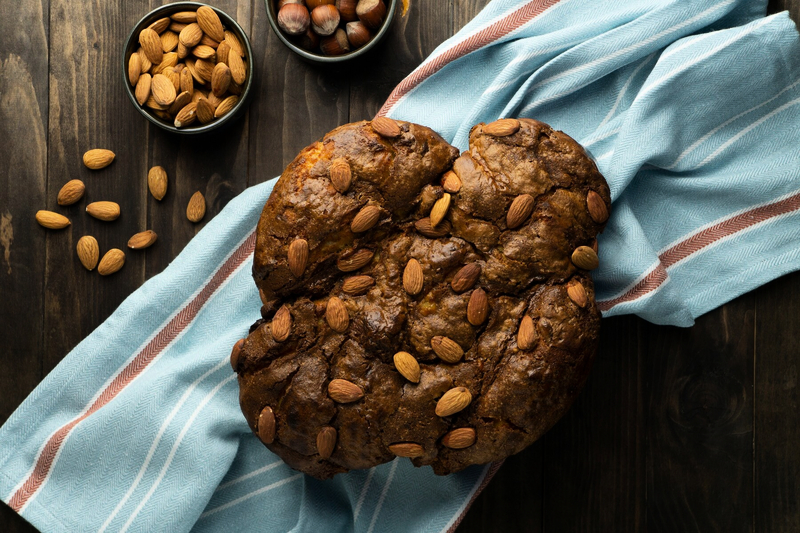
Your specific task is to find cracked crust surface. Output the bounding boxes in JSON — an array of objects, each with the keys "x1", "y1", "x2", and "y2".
[{"x1": 235, "y1": 118, "x2": 610, "y2": 478}]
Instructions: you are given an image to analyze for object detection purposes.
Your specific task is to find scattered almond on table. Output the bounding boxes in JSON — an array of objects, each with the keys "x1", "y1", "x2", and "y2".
[
  {"x1": 131, "y1": 7, "x2": 247, "y2": 128},
  {"x1": 186, "y1": 191, "x2": 206, "y2": 222},
  {"x1": 37, "y1": 150, "x2": 211, "y2": 278}
]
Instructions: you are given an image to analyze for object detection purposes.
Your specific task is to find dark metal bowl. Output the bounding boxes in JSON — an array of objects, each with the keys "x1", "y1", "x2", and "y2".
[
  {"x1": 122, "y1": 2, "x2": 254, "y2": 135},
  {"x1": 265, "y1": 0, "x2": 398, "y2": 63}
]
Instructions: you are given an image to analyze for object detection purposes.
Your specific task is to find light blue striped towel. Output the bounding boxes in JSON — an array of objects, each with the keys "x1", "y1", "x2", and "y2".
[{"x1": 2, "y1": 0, "x2": 799, "y2": 531}]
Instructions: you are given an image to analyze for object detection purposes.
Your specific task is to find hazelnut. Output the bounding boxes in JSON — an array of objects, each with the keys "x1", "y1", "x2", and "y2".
[
  {"x1": 320, "y1": 28, "x2": 350, "y2": 55},
  {"x1": 356, "y1": 0, "x2": 385, "y2": 30},
  {"x1": 336, "y1": 0, "x2": 358, "y2": 22},
  {"x1": 311, "y1": 5, "x2": 340, "y2": 36},
  {"x1": 296, "y1": 27, "x2": 320, "y2": 51},
  {"x1": 277, "y1": 3, "x2": 311, "y2": 36},
  {"x1": 307, "y1": 0, "x2": 335, "y2": 7},
  {"x1": 345, "y1": 21, "x2": 371, "y2": 48},
  {"x1": 277, "y1": 0, "x2": 303, "y2": 7}
]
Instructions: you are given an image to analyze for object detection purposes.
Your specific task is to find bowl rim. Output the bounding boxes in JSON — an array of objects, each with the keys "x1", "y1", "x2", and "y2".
[
  {"x1": 265, "y1": 0, "x2": 398, "y2": 63},
  {"x1": 122, "y1": 1, "x2": 254, "y2": 135}
]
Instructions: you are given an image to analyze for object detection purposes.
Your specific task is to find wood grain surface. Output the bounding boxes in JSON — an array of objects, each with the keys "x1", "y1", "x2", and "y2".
[{"x1": 0, "y1": 0, "x2": 798, "y2": 531}]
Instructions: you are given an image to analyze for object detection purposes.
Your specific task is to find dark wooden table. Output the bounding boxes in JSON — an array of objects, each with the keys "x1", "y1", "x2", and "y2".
[{"x1": 2, "y1": 0, "x2": 799, "y2": 531}]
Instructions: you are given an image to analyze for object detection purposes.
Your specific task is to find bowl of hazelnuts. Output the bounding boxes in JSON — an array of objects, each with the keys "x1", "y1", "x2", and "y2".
[{"x1": 266, "y1": 0, "x2": 397, "y2": 62}]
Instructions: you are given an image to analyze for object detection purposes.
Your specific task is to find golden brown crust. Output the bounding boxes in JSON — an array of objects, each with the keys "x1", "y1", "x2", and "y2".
[{"x1": 237, "y1": 118, "x2": 610, "y2": 478}]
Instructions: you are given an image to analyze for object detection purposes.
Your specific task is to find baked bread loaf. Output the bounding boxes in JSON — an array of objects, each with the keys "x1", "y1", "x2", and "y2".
[{"x1": 232, "y1": 117, "x2": 610, "y2": 478}]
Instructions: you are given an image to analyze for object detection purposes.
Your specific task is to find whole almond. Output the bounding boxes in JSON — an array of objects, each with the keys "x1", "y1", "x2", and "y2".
[
  {"x1": 329, "y1": 158, "x2": 352, "y2": 193},
  {"x1": 224, "y1": 30, "x2": 245, "y2": 56},
  {"x1": 160, "y1": 30, "x2": 179, "y2": 53},
  {"x1": 195, "y1": 59, "x2": 215, "y2": 82},
  {"x1": 135, "y1": 73, "x2": 152, "y2": 105},
  {"x1": 171, "y1": 21, "x2": 189, "y2": 34},
  {"x1": 257, "y1": 406, "x2": 276, "y2": 444},
  {"x1": 214, "y1": 95, "x2": 238, "y2": 118},
  {"x1": 148, "y1": 17, "x2": 171, "y2": 34},
  {"x1": 137, "y1": 47, "x2": 152, "y2": 73},
  {"x1": 316, "y1": 426, "x2": 337, "y2": 459},
  {"x1": 193, "y1": 44, "x2": 217, "y2": 60},
  {"x1": 415, "y1": 217, "x2": 451, "y2": 238},
  {"x1": 451, "y1": 263, "x2": 481, "y2": 293},
  {"x1": 467, "y1": 288, "x2": 489, "y2": 326},
  {"x1": 139, "y1": 28, "x2": 163, "y2": 65},
  {"x1": 171, "y1": 11, "x2": 198, "y2": 23},
  {"x1": 167, "y1": 90, "x2": 191, "y2": 116},
  {"x1": 483, "y1": 117, "x2": 520, "y2": 137},
  {"x1": 227, "y1": 51, "x2": 247, "y2": 85},
  {"x1": 179, "y1": 23, "x2": 204, "y2": 48},
  {"x1": 328, "y1": 378, "x2": 364, "y2": 403},
  {"x1": 180, "y1": 67, "x2": 194, "y2": 96},
  {"x1": 200, "y1": 34, "x2": 221, "y2": 48},
  {"x1": 36, "y1": 210, "x2": 70, "y2": 229},
  {"x1": 431, "y1": 336, "x2": 464, "y2": 363},
  {"x1": 506, "y1": 193, "x2": 534, "y2": 229},
  {"x1": 342, "y1": 275, "x2": 374, "y2": 295},
  {"x1": 76, "y1": 235, "x2": 99, "y2": 270},
  {"x1": 147, "y1": 166, "x2": 168, "y2": 200},
  {"x1": 393, "y1": 351, "x2": 420, "y2": 383},
  {"x1": 190, "y1": 89, "x2": 205, "y2": 104},
  {"x1": 271, "y1": 304, "x2": 292, "y2": 341},
  {"x1": 151, "y1": 52, "x2": 178, "y2": 76},
  {"x1": 435, "y1": 387, "x2": 472, "y2": 417},
  {"x1": 388, "y1": 442, "x2": 424, "y2": 458},
  {"x1": 567, "y1": 279, "x2": 588, "y2": 308},
  {"x1": 325, "y1": 296, "x2": 349, "y2": 332},
  {"x1": 230, "y1": 338, "x2": 244, "y2": 371},
  {"x1": 57, "y1": 179, "x2": 85, "y2": 206},
  {"x1": 517, "y1": 315, "x2": 536, "y2": 350},
  {"x1": 151, "y1": 74, "x2": 177, "y2": 106},
  {"x1": 288, "y1": 238, "x2": 309, "y2": 277},
  {"x1": 403, "y1": 258, "x2": 423, "y2": 295},
  {"x1": 98, "y1": 249, "x2": 125, "y2": 276},
  {"x1": 86, "y1": 201, "x2": 120, "y2": 221},
  {"x1": 337, "y1": 248, "x2": 373, "y2": 272},
  {"x1": 83, "y1": 149, "x2": 115, "y2": 170},
  {"x1": 211, "y1": 62, "x2": 231, "y2": 96},
  {"x1": 177, "y1": 41, "x2": 189, "y2": 59},
  {"x1": 128, "y1": 53, "x2": 141, "y2": 86},
  {"x1": 572, "y1": 245, "x2": 599, "y2": 270},
  {"x1": 186, "y1": 191, "x2": 206, "y2": 222},
  {"x1": 207, "y1": 91, "x2": 224, "y2": 108},
  {"x1": 197, "y1": 6, "x2": 225, "y2": 42},
  {"x1": 371, "y1": 116, "x2": 401, "y2": 138},
  {"x1": 127, "y1": 230, "x2": 158, "y2": 250},
  {"x1": 216, "y1": 40, "x2": 231, "y2": 65},
  {"x1": 146, "y1": 95, "x2": 167, "y2": 111},
  {"x1": 196, "y1": 98, "x2": 215, "y2": 124},
  {"x1": 350, "y1": 204, "x2": 380, "y2": 233},
  {"x1": 429, "y1": 193, "x2": 451, "y2": 228},
  {"x1": 442, "y1": 428, "x2": 476, "y2": 449},
  {"x1": 442, "y1": 170, "x2": 461, "y2": 193},
  {"x1": 164, "y1": 67, "x2": 181, "y2": 92},
  {"x1": 185, "y1": 58, "x2": 205, "y2": 83},
  {"x1": 587, "y1": 190, "x2": 609, "y2": 223},
  {"x1": 174, "y1": 102, "x2": 198, "y2": 128}
]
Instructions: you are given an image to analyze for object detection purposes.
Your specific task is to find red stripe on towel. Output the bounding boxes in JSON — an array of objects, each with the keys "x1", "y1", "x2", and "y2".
[
  {"x1": 376, "y1": 0, "x2": 562, "y2": 117},
  {"x1": 597, "y1": 191, "x2": 800, "y2": 311},
  {"x1": 9, "y1": 231, "x2": 257, "y2": 512}
]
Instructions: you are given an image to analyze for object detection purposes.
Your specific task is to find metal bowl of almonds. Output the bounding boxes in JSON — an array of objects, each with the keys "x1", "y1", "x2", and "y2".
[
  {"x1": 266, "y1": 0, "x2": 398, "y2": 63},
  {"x1": 123, "y1": 2, "x2": 254, "y2": 134}
]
